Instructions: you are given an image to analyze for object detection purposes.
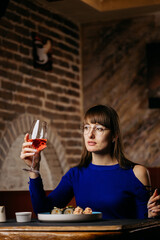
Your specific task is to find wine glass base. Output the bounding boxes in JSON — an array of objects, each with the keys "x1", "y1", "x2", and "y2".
[{"x1": 22, "y1": 168, "x2": 40, "y2": 174}]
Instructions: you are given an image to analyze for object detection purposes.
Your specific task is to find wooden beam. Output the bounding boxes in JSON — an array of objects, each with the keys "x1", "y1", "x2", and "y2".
[{"x1": 81, "y1": 0, "x2": 160, "y2": 12}]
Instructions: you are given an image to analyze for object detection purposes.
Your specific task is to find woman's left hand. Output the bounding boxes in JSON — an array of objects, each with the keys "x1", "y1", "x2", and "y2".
[{"x1": 148, "y1": 189, "x2": 160, "y2": 218}]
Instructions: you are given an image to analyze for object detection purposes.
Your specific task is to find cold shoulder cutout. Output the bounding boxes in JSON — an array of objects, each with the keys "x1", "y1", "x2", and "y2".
[{"x1": 133, "y1": 165, "x2": 151, "y2": 188}]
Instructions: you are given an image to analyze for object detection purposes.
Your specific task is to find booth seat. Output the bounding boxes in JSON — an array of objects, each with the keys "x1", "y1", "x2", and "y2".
[{"x1": 0, "y1": 190, "x2": 76, "y2": 219}]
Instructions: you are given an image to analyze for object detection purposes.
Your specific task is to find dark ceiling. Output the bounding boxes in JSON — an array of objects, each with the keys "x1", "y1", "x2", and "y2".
[{"x1": 35, "y1": 0, "x2": 160, "y2": 24}]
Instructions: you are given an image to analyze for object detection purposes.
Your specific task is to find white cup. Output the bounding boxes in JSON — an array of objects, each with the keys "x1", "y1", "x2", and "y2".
[
  {"x1": 0, "y1": 206, "x2": 6, "y2": 222},
  {"x1": 15, "y1": 212, "x2": 32, "y2": 222}
]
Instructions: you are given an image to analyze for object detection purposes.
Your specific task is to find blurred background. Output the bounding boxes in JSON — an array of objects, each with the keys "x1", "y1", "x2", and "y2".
[{"x1": 0, "y1": 0, "x2": 159, "y2": 196}]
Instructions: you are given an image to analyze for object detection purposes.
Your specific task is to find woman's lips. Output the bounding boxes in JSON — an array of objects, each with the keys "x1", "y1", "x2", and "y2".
[{"x1": 88, "y1": 141, "x2": 96, "y2": 146}]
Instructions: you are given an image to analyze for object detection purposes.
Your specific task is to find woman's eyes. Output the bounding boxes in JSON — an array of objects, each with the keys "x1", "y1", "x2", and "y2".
[
  {"x1": 83, "y1": 125, "x2": 105, "y2": 132},
  {"x1": 84, "y1": 125, "x2": 90, "y2": 130},
  {"x1": 96, "y1": 127, "x2": 104, "y2": 132}
]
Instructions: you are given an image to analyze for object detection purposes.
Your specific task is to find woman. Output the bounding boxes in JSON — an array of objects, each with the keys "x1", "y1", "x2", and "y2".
[{"x1": 20, "y1": 105, "x2": 160, "y2": 219}]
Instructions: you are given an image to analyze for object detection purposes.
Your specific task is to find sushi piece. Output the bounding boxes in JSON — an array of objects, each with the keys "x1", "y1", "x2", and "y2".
[
  {"x1": 51, "y1": 207, "x2": 63, "y2": 214},
  {"x1": 63, "y1": 206, "x2": 75, "y2": 214},
  {"x1": 83, "y1": 207, "x2": 92, "y2": 214},
  {"x1": 73, "y1": 206, "x2": 83, "y2": 214}
]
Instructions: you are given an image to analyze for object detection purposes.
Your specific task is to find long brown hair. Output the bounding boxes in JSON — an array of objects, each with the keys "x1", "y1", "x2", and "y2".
[{"x1": 79, "y1": 105, "x2": 135, "y2": 169}]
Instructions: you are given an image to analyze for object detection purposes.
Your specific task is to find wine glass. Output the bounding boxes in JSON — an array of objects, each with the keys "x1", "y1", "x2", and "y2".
[{"x1": 23, "y1": 120, "x2": 47, "y2": 173}]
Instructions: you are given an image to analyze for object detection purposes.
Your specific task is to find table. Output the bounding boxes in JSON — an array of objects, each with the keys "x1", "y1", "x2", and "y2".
[{"x1": 0, "y1": 219, "x2": 160, "y2": 240}]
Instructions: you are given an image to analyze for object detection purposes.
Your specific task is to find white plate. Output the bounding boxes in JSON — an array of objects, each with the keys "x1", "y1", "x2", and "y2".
[{"x1": 38, "y1": 212, "x2": 102, "y2": 222}]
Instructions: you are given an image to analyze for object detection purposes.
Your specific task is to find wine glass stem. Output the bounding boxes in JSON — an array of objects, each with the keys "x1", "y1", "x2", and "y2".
[
  {"x1": 30, "y1": 154, "x2": 39, "y2": 174},
  {"x1": 31, "y1": 154, "x2": 35, "y2": 170}
]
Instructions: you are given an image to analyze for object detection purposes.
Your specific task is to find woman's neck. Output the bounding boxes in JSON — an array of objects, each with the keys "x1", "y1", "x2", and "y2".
[{"x1": 91, "y1": 153, "x2": 118, "y2": 166}]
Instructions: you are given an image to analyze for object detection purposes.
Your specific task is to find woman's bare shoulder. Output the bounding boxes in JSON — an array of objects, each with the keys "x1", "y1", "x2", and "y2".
[{"x1": 133, "y1": 164, "x2": 151, "y2": 186}]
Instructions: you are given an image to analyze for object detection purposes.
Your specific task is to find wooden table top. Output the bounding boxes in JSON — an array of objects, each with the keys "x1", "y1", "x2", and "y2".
[
  {"x1": 0, "y1": 219, "x2": 160, "y2": 240},
  {"x1": 0, "y1": 219, "x2": 160, "y2": 232}
]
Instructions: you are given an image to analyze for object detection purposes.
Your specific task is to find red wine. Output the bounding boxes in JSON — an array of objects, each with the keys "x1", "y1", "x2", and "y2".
[{"x1": 28, "y1": 138, "x2": 47, "y2": 151}]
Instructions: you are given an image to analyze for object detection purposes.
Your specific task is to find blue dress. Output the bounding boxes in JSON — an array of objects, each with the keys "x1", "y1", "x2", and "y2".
[{"x1": 29, "y1": 163, "x2": 149, "y2": 219}]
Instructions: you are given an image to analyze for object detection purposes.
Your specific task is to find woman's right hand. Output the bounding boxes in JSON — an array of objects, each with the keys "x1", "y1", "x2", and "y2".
[
  {"x1": 20, "y1": 133, "x2": 40, "y2": 178},
  {"x1": 148, "y1": 189, "x2": 160, "y2": 218}
]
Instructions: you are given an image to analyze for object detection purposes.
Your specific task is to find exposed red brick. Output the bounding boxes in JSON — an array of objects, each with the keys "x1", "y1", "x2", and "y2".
[
  {"x1": 0, "y1": 59, "x2": 17, "y2": 70},
  {"x1": 65, "y1": 140, "x2": 82, "y2": 147},
  {"x1": 5, "y1": 10, "x2": 22, "y2": 23},
  {"x1": 27, "y1": 106, "x2": 41, "y2": 115},
  {"x1": 66, "y1": 148, "x2": 82, "y2": 155},
  {"x1": 47, "y1": 93, "x2": 58, "y2": 101},
  {"x1": 0, "y1": 111, "x2": 16, "y2": 121},
  {"x1": 0, "y1": 100, "x2": 25, "y2": 113},
  {"x1": 0, "y1": 0, "x2": 81, "y2": 183},
  {"x1": 45, "y1": 101, "x2": 56, "y2": 110},
  {"x1": 41, "y1": 110, "x2": 55, "y2": 119}
]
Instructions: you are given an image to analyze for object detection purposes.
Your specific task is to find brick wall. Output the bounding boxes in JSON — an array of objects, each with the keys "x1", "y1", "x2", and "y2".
[{"x1": 0, "y1": 0, "x2": 82, "y2": 190}]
